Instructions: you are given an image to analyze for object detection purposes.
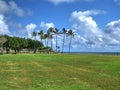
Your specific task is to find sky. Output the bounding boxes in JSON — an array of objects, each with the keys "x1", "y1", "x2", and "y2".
[{"x1": 0, "y1": 0, "x2": 120, "y2": 52}]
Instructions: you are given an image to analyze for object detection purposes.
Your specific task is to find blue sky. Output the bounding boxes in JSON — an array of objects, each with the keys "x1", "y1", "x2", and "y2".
[{"x1": 0, "y1": 0, "x2": 120, "y2": 52}]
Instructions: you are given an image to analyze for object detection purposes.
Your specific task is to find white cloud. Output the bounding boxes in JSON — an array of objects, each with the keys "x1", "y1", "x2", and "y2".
[
  {"x1": 0, "y1": 14, "x2": 10, "y2": 35},
  {"x1": 26, "y1": 23, "x2": 37, "y2": 38},
  {"x1": 105, "y1": 19, "x2": 120, "y2": 34},
  {"x1": 70, "y1": 10, "x2": 120, "y2": 51},
  {"x1": 0, "y1": 0, "x2": 25, "y2": 16},
  {"x1": 48, "y1": 0, "x2": 93, "y2": 5},
  {"x1": 72, "y1": 10, "x2": 105, "y2": 16},
  {"x1": 9, "y1": 1, "x2": 25, "y2": 17},
  {"x1": 40, "y1": 22, "x2": 55, "y2": 31},
  {"x1": 71, "y1": 10, "x2": 105, "y2": 34},
  {"x1": 0, "y1": 0, "x2": 33, "y2": 37},
  {"x1": 71, "y1": 10, "x2": 104, "y2": 45},
  {"x1": 105, "y1": 19, "x2": 120, "y2": 46}
]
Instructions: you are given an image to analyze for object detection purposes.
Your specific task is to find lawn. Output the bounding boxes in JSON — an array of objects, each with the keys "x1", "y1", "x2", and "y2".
[{"x1": 0, "y1": 54, "x2": 120, "y2": 90}]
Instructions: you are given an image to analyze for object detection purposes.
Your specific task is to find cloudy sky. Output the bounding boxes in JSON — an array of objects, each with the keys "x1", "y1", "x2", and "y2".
[{"x1": 0, "y1": 0, "x2": 120, "y2": 52}]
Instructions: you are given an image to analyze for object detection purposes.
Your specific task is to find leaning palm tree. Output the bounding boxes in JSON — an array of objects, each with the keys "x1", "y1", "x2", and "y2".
[
  {"x1": 53, "y1": 28, "x2": 59, "y2": 52},
  {"x1": 62, "y1": 28, "x2": 67, "y2": 53},
  {"x1": 67, "y1": 29, "x2": 75, "y2": 53},
  {"x1": 38, "y1": 30, "x2": 44, "y2": 43}
]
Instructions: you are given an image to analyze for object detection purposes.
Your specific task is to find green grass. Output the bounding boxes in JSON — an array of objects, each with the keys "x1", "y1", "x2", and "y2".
[{"x1": 0, "y1": 54, "x2": 120, "y2": 90}]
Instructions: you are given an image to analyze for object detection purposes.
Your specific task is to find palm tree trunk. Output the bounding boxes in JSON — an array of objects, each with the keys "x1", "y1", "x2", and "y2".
[
  {"x1": 45, "y1": 39, "x2": 46, "y2": 47},
  {"x1": 56, "y1": 35, "x2": 58, "y2": 52},
  {"x1": 62, "y1": 34, "x2": 65, "y2": 53},
  {"x1": 69, "y1": 36, "x2": 72, "y2": 53},
  {"x1": 34, "y1": 36, "x2": 36, "y2": 53},
  {"x1": 40, "y1": 38, "x2": 42, "y2": 43},
  {"x1": 51, "y1": 39, "x2": 53, "y2": 50},
  {"x1": 47, "y1": 38, "x2": 49, "y2": 47}
]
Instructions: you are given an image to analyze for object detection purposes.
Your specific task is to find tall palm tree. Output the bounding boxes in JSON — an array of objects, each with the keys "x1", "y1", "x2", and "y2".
[
  {"x1": 32, "y1": 31, "x2": 37, "y2": 53},
  {"x1": 47, "y1": 30, "x2": 52, "y2": 47},
  {"x1": 44, "y1": 31, "x2": 51, "y2": 48},
  {"x1": 47, "y1": 27, "x2": 54, "y2": 50},
  {"x1": 32, "y1": 31, "x2": 37, "y2": 40},
  {"x1": 38, "y1": 30, "x2": 44, "y2": 43},
  {"x1": 67, "y1": 29, "x2": 75, "y2": 53},
  {"x1": 62, "y1": 28, "x2": 67, "y2": 53},
  {"x1": 49, "y1": 34, "x2": 53, "y2": 50},
  {"x1": 53, "y1": 28, "x2": 59, "y2": 52},
  {"x1": 43, "y1": 33, "x2": 48, "y2": 47}
]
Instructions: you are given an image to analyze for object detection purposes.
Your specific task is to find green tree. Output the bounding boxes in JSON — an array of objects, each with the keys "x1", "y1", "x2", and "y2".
[
  {"x1": 0, "y1": 36, "x2": 7, "y2": 54},
  {"x1": 9, "y1": 37, "x2": 20, "y2": 54},
  {"x1": 3, "y1": 35, "x2": 11, "y2": 53},
  {"x1": 3, "y1": 36, "x2": 28, "y2": 54},
  {"x1": 0, "y1": 37, "x2": 7, "y2": 47},
  {"x1": 27, "y1": 39, "x2": 43, "y2": 53},
  {"x1": 17, "y1": 37, "x2": 28, "y2": 53}
]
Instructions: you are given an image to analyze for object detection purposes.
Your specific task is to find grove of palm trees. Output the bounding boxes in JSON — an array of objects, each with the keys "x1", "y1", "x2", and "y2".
[{"x1": 32, "y1": 27, "x2": 75, "y2": 53}]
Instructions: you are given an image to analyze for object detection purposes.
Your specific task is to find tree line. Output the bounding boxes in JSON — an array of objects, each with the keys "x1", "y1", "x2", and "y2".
[
  {"x1": 0, "y1": 35, "x2": 43, "y2": 54},
  {"x1": 0, "y1": 27, "x2": 75, "y2": 54}
]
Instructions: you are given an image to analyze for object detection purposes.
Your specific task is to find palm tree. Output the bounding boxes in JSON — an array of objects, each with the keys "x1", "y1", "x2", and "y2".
[
  {"x1": 44, "y1": 31, "x2": 53, "y2": 53},
  {"x1": 47, "y1": 31, "x2": 51, "y2": 47},
  {"x1": 47, "y1": 27, "x2": 54, "y2": 50},
  {"x1": 43, "y1": 31, "x2": 52, "y2": 48},
  {"x1": 49, "y1": 34, "x2": 53, "y2": 50},
  {"x1": 32, "y1": 31, "x2": 37, "y2": 40},
  {"x1": 53, "y1": 28, "x2": 59, "y2": 52},
  {"x1": 43, "y1": 33, "x2": 48, "y2": 47},
  {"x1": 48, "y1": 27, "x2": 54, "y2": 34},
  {"x1": 38, "y1": 30, "x2": 44, "y2": 43},
  {"x1": 67, "y1": 30, "x2": 75, "y2": 53},
  {"x1": 32, "y1": 31, "x2": 37, "y2": 53},
  {"x1": 62, "y1": 28, "x2": 67, "y2": 53}
]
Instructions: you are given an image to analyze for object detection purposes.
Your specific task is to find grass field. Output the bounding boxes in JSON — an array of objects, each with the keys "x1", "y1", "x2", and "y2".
[{"x1": 0, "y1": 54, "x2": 120, "y2": 90}]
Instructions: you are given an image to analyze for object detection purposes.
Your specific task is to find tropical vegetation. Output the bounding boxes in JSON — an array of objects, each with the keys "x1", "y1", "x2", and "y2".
[{"x1": 0, "y1": 27, "x2": 75, "y2": 54}]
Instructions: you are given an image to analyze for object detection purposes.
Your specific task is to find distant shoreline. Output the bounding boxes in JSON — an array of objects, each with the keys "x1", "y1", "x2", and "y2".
[{"x1": 63, "y1": 52, "x2": 120, "y2": 55}]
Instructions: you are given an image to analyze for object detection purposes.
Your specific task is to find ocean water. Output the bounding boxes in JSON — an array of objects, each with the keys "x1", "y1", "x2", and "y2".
[{"x1": 63, "y1": 52, "x2": 120, "y2": 55}]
